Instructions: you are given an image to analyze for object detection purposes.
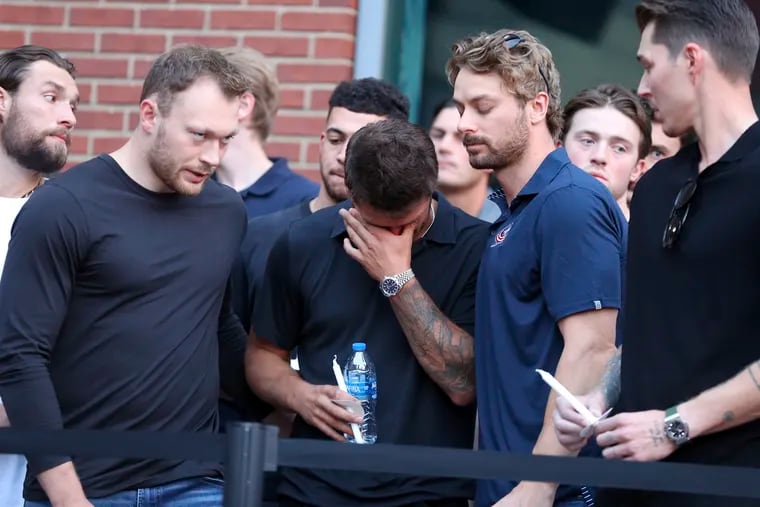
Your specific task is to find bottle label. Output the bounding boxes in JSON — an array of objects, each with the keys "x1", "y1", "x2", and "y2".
[{"x1": 346, "y1": 372, "x2": 376, "y2": 400}]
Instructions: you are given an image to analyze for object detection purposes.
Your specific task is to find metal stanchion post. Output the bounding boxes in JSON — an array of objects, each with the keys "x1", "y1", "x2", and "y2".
[{"x1": 224, "y1": 422, "x2": 278, "y2": 507}]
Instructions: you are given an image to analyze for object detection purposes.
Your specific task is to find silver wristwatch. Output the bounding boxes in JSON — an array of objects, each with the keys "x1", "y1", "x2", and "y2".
[
  {"x1": 379, "y1": 269, "x2": 415, "y2": 297},
  {"x1": 664, "y1": 406, "x2": 690, "y2": 446}
]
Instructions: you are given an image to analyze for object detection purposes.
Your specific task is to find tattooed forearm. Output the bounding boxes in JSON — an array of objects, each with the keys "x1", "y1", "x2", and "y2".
[
  {"x1": 389, "y1": 279, "x2": 475, "y2": 404},
  {"x1": 749, "y1": 362, "x2": 760, "y2": 392},
  {"x1": 601, "y1": 347, "x2": 622, "y2": 409}
]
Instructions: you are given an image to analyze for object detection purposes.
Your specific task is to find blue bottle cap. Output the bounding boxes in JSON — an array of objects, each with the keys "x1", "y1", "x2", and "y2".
[{"x1": 352, "y1": 342, "x2": 366, "y2": 351}]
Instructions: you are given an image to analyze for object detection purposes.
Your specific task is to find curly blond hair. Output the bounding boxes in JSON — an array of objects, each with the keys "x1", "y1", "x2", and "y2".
[{"x1": 446, "y1": 29, "x2": 563, "y2": 140}]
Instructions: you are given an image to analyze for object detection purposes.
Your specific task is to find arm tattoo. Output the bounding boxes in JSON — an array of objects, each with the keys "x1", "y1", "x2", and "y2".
[
  {"x1": 723, "y1": 411, "x2": 736, "y2": 423},
  {"x1": 649, "y1": 421, "x2": 666, "y2": 447},
  {"x1": 390, "y1": 280, "x2": 475, "y2": 400},
  {"x1": 749, "y1": 361, "x2": 760, "y2": 392},
  {"x1": 601, "y1": 347, "x2": 622, "y2": 409}
]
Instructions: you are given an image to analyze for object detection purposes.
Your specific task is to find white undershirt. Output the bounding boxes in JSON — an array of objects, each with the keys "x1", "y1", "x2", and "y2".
[
  {"x1": 0, "y1": 196, "x2": 29, "y2": 276},
  {"x1": 0, "y1": 195, "x2": 30, "y2": 507}
]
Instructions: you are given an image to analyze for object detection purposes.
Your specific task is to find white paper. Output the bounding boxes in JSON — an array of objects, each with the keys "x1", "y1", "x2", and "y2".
[
  {"x1": 579, "y1": 408, "x2": 613, "y2": 438},
  {"x1": 332, "y1": 355, "x2": 364, "y2": 444}
]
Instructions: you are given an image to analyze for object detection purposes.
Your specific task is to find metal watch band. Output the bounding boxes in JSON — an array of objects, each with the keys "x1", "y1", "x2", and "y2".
[
  {"x1": 394, "y1": 269, "x2": 415, "y2": 287},
  {"x1": 379, "y1": 269, "x2": 416, "y2": 297}
]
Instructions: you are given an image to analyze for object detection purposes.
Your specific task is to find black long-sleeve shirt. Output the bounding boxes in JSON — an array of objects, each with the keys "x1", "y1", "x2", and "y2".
[{"x1": 0, "y1": 155, "x2": 249, "y2": 500}]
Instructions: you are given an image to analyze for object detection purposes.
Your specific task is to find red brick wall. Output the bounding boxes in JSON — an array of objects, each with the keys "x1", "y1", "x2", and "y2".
[{"x1": 0, "y1": 0, "x2": 358, "y2": 180}]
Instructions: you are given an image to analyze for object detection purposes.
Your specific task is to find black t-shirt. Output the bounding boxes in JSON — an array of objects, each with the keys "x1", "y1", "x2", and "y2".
[
  {"x1": 253, "y1": 196, "x2": 489, "y2": 507},
  {"x1": 598, "y1": 123, "x2": 760, "y2": 507},
  {"x1": 0, "y1": 155, "x2": 248, "y2": 500}
]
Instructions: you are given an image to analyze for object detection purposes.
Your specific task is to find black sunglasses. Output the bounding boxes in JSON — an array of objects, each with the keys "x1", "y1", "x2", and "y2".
[
  {"x1": 503, "y1": 34, "x2": 551, "y2": 94},
  {"x1": 662, "y1": 178, "x2": 697, "y2": 249}
]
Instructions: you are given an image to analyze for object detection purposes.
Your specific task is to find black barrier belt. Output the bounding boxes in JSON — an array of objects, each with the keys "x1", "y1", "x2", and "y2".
[
  {"x1": 1, "y1": 429, "x2": 760, "y2": 499},
  {"x1": 0, "y1": 429, "x2": 224, "y2": 462},
  {"x1": 280, "y1": 439, "x2": 760, "y2": 499}
]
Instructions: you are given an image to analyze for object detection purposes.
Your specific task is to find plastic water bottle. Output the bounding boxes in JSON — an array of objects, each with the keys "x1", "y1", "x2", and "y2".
[{"x1": 344, "y1": 342, "x2": 377, "y2": 444}]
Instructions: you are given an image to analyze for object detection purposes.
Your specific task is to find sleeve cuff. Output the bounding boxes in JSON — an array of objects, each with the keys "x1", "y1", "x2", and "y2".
[{"x1": 551, "y1": 298, "x2": 622, "y2": 322}]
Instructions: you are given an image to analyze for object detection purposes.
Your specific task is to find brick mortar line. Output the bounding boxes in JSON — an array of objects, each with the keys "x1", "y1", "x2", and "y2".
[
  {"x1": 1, "y1": 26, "x2": 356, "y2": 37},
  {"x1": 62, "y1": 56, "x2": 354, "y2": 66},
  {"x1": 13, "y1": 4, "x2": 358, "y2": 14}
]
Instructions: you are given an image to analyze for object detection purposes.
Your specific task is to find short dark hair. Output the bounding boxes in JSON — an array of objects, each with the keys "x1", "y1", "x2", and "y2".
[
  {"x1": 431, "y1": 98, "x2": 457, "y2": 123},
  {"x1": 0, "y1": 45, "x2": 75, "y2": 94},
  {"x1": 562, "y1": 83, "x2": 652, "y2": 159},
  {"x1": 345, "y1": 118, "x2": 437, "y2": 212},
  {"x1": 635, "y1": 0, "x2": 759, "y2": 82},
  {"x1": 140, "y1": 45, "x2": 250, "y2": 115},
  {"x1": 328, "y1": 78, "x2": 410, "y2": 120}
]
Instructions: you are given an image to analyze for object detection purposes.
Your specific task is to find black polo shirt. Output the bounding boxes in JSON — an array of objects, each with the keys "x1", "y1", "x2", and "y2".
[
  {"x1": 598, "y1": 122, "x2": 760, "y2": 507},
  {"x1": 253, "y1": 195, "x2": 489, "y2": 507}
]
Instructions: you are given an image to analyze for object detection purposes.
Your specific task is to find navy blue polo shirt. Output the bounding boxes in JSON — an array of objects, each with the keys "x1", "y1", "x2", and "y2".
[
  {"x1": 253, "y1": 194, "x2": 489, "y2": 507},
  {"x1": 474, "y1": 148, "x2": 627, "y2": 506},
  {"x1": 239, "y1": 157, "x2": 318, "y2": 218},
  {"x1": 233, "y1": 201, "x2": 312, "y2": 333}
]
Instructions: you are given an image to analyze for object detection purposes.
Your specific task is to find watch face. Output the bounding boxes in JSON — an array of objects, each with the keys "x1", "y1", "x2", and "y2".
[
  {"x1": 381, "y1": 277, "x2": 400, "y2": 296},
  {"x1": 665, "y1": 419, "x2": 689, "y2": 443}
]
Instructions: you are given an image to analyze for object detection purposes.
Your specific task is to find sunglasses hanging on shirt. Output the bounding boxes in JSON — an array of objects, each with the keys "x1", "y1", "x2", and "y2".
[{"x1": 662, "y1": 178, "x2": 697, "y2": 249}]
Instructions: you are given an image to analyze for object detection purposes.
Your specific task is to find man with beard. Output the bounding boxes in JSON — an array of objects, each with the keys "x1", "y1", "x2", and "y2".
[
  {"x1": 236, "y1": 78, "x2": 409, "y2": 336},
  {"x1": 561, "y1": 84, "x2": 652, "y2": 220},
  {"x1": 0, "y1": 44, "x2": 78, "y2": 507},
  {"x1": 429, "y1": 99, "x2": 500, "y2": 222},
  {"x1": 230, "y1": 79, "x2": 409, "y2": 506},
  {"x1": 448, "y1": 29, "x2": 627, "y2": 507},
  {"x1": 0, "y1": 45, "x2": 251, "y2": 506},
  {"x1": 247, "y1": 118, "x2": 487, "y2": 506}
]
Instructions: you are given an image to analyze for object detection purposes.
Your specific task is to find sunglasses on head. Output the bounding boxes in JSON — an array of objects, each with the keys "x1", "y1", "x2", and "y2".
[
  {"x1": 662, "y1": 178, "x2": 697, "y2": 249},
  {"x1": 503, "y1": 34, "x2": 551, "y2": 94}
]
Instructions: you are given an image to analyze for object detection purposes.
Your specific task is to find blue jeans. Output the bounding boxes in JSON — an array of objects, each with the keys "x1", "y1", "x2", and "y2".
[
  {"x1": 555, "y1": 490, "x2": 596, "y2": 507},
  {"x1": 25, "y1": 476, "x2": 223, "y2": 507},
  {"x1": 555, "y1": 486, "x2": 596, "y2": 507}
]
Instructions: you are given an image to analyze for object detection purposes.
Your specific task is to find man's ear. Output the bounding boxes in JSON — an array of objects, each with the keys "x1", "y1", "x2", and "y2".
[
  {"x1": 0, "y1": 87, "x2": 11, "y2": 122},
  {"x1": 139, "y1": 98, "x2": 160, "y2": 133},
  {"x1": 631, "y1": 158, "x2": 647, "y2": 185},
  {"x1": 526, "y1": 92, "x2": 549, "y2": 126},
  {"x1": 239, "y1": 91, "x2": 255, "y2": 121}
]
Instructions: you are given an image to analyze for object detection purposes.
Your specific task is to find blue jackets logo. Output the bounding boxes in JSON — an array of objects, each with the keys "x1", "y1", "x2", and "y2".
[{"x1": 491, "y1": 223, "x2": 513, "y2": 247}]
